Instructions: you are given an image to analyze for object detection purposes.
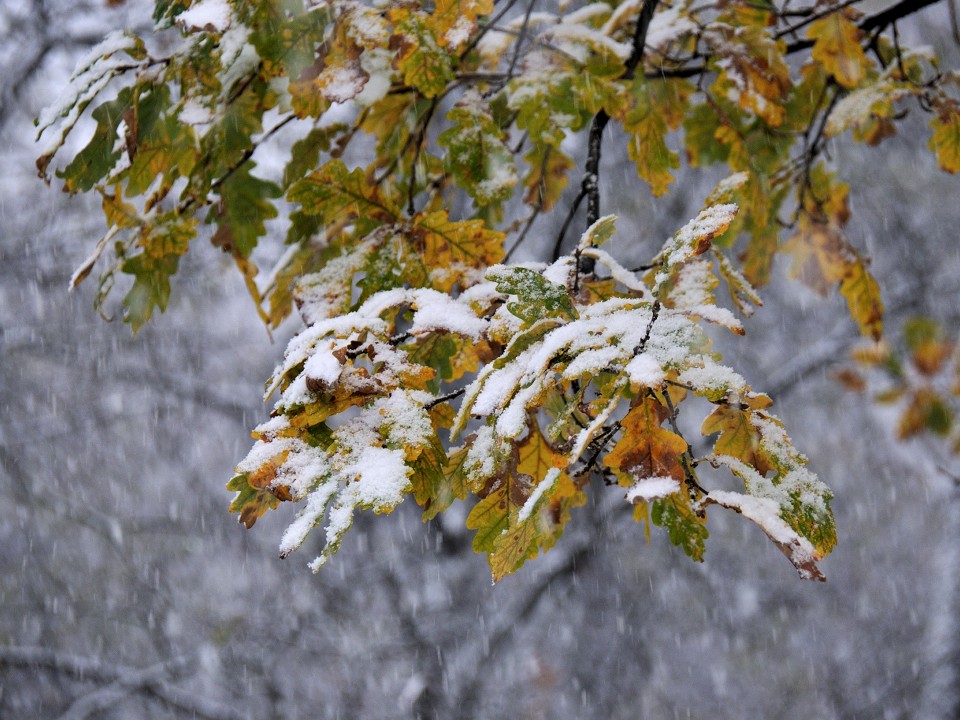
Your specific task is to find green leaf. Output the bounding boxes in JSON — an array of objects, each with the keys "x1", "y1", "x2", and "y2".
[
  {"x1": 467, "y1": 484, "x2": 510, "y2": 554},
  {"x1": 282, "y1": 124, "x2": 349, "y2": 188},
  {"x1": 408, "y1": 433, "x2": 449, "y2": 510},
  {"x1": 288, "y1": 159, "x2": 399, "y2": 229},
  {"x1": 121, "y1": 252, "x2": 181, "y2": 332},
  {"x1": 57, "y1": 88, "x2": 132, "y2": 193},
  {"x1": 247, "y1": 0, "x2": 331, "y2": 80},
  {"x1": 201, "y1": 80, "x2": 270, "y2": 178},
  {"x1": 227, "y1": 473, "x2": 281, "y2": 529},
  {"x1": 124, "y1": 84, "x2": 198, "y2": 197},
  {"x1": 580, "y1": 214, "x2": 618, "y2": 248},
  {"x1": 438, "y1": 91, "x2": 518, "y2": 206},
  {"x1": 422, "y1": 443, "x2": 471, "y2": 521},
  {"x1": 651, "y1": 493, "x2": 708, "y2": 561},
  {"x1": 486, "y1": 266, "x2": 577, "y2": 326},
  {"x1": 682, "y1": 102, "x2": 731, "y2": 167},
  {"x1": 209, "y1": 163, "x2": 282, "y2": 258},
  {"x1": 507, "y1": 60, "x2": 594, "y2": 146},
  {"x1": 780, "y1": 492, "x2": 837, "y2": 561}
]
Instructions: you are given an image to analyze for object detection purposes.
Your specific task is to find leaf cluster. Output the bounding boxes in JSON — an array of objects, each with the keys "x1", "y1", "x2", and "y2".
[{"x1": 37, "y1": 0, "x2": 960, "y2": 581}]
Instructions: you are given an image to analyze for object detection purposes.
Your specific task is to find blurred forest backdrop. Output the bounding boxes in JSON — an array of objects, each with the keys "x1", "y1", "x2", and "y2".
[{"x1": 1, "y1": 1, "x2": 959, "y2": 718}]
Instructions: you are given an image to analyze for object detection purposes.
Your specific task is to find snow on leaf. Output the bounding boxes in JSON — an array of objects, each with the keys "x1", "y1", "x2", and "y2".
[
  {"x1": 636, "y1": 2, "x2": 696, "y2": 51},
  {"x1": 388, "y1": 4, "x2": 455, "y2": 98},
  {"x1": 315, "y1": 12, "x2": 372, "y2": 104},
  {"x1": 705, "y1": 491, "x2": 826, "y2": 581},
  {"x1": 438, "y1": 90, "x2": 518, "y2": 206},
  {"x1": 541, "y1": 22, "x2": 630, "y2": 73},
  {"x1": 237, "y1": 387, "x2": 438, "y2": 570},
  {"x1": 826, "y1": 76, "x2": 911, "y2": 141},
  {"x1": 709, "y1": 25, "x2": 790, "y2": 127},
  {"x1": 625, "y1": 353, "x2": 664, "y2": 389},
  {"x1": 506, "y1": 51, "x2": 595, "y2": 146},
  {"x1": 665, "y1": 259, "x2": 743, "y2": 335},
  {"x1": 651, "y1": 203, "x2": 739, "y2": 293},
  {"x1": 577, "y1": 214, "x2": 618, "y2": 250},
  {"x1": 429, "y1": 0, "x2": 492, "y2": 51},
  {"x1": 708, "y1": 411, "x2": 836, "y2": 563},
  {"x1": 625, "y1": 476, "x2": 680, "y2": 504},
  {"x1": 714, "y1": 251, "x2": 762, "y2": 315},
  {"x1": 177, "y1": 0, "x2": 232, "y2": 32},
  {"x1": 36, "y1": 31, "x2": 146, "y2": 175},
  {"x1": 51, "y1": 88, "x2": 133, "y2": 192},
  {"x1": 486, "y1": 266, "x2": 577, "y2": 327},
  {"x1": 581, "y1": 247, "x2": 647, "y2": 295}
]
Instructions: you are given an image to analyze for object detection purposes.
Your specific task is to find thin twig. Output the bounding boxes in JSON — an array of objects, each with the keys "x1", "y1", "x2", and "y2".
[
  {"x1": 551, "y1": 186, "x2": 587, "y2": 261},
  {"x1": 408, "y1": 99, "x2": 439, "y2": 216},
  {"x1": 425, "y1": 387, "x2": 467, "y2": 409}
]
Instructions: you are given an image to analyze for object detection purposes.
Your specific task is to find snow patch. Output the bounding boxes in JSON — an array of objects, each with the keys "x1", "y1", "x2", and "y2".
[
  {"x1": 625, "y1": 476, "x2": 680, "y2": 503},
  {"x1": 177, "y1": 0, "x2": 232, "y2": 32}
]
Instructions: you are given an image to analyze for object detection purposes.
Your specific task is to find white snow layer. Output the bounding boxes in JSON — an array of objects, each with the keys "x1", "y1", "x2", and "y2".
[
  {"x1": 177, "y1": 0, "x2": 232, "y2": 32},
  {"x1": 625, "y1": 476, "x2": 680, "y2": 503}
]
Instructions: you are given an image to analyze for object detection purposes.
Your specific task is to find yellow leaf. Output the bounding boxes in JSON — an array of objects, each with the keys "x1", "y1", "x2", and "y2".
[
  {"x1": 802, "y1": 165, "x2": 850, "y2": 225},
  {"x1": 429, "y1": 0, "x2": 492, "y2": 50},
  {"x1": 622, "y1": 76, "x2": 680, "y2": 197},
  {"x1": 388, "y1": 6, "x2": 455, "y2": 98},
  {"x1": 245, "y1": 448, "x2": 291, "y2": 491},
  {"x1": 411, "y1": 211, "x2": 505, "y2": 290},
  {"x1": 523, "y1": 144, "x2": 574, "y2": 212},
  {"x1": 470, "y1": 423, "x2": 585, "y2": 581},
  {"x1": 701, "y1": 394, "x2": 773, "y2": 474},
  {"x1": 807, "y1": 12, "x2": 870, "y2": 89},
  {"x1": 781, "y1": 222, "x2": 847, "y2": 295},
  {"x1": 839, "y1": 257, "x2": 884, "y2": 342},
  {"x1": 466, "y1": 483, "x2": 509, "y2": 553},
  {"x1": 929, "y1": 106, "x2": 960, "y2": 173},
  {"x1": 101, "y1": 187, "x2": 141, "y2": 229},
  {"x1": 783, "y1": 218, "x2": 883, "y2": 340},
  {"x1": 714, "y1": 26, "x2": 790, "y2": 126}
]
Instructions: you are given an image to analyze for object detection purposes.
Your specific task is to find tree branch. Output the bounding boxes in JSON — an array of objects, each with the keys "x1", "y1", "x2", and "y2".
[
  {"x1": 57, "y1": 658, "x2": 187, "y2": 720},
  {"x1": 0, "y1": 647, "x2": 241, "y2": 720},
  {"x1": 574, "y1": 0, "x2": 660, "y2": 280},
  {"x1": 650, "y1": 0, "x2": 947, "y2": 80},
  {"x1": 452, "y1": 536, "x2": 594, "y2": 716}
]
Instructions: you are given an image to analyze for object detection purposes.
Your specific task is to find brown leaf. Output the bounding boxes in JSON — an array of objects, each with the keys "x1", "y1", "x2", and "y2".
[{"x1": 604, "y1": 395, "x2": 687, "y2": 484}]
